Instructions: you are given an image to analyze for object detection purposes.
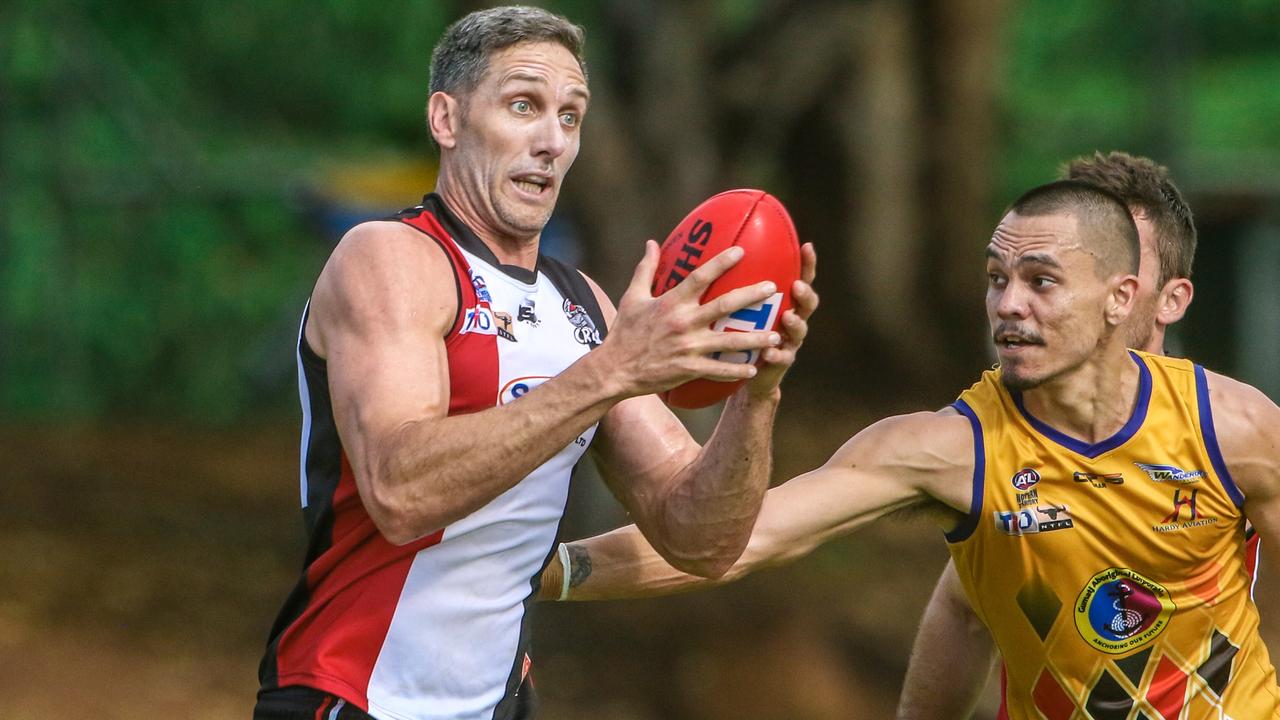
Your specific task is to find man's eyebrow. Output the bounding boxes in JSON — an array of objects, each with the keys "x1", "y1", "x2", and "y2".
[
  {"x1": 984, "y1": 246, "x2": 1063, "y2": 270},
  {"x1": 500, "y1": 72, "x2": 590, "y2": 103}
]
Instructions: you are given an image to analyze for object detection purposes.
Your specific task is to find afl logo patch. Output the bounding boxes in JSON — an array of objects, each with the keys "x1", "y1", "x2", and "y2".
[
  {"x1": 1074, "y1": 568, "x2": 1175, "y2": 655},
  {"x1": 1011, "y1": 468, "x2": 1041, "y2": 491},
  {"x1": 500, "y1": 376, "x2": 551, "y2": 405}
]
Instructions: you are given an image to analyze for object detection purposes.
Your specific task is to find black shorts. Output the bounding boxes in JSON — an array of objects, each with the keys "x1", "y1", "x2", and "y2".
[{"x1": 253, "y1": 686, "x2": 375, "y2": 720}]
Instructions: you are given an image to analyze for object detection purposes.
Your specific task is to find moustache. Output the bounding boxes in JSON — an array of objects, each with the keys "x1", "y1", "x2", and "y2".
[{"x1": 993, "y1": 323, "x2": 1045, "y2": 345}]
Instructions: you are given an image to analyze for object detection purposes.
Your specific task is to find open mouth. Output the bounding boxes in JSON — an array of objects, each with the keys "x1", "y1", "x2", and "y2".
[
  {"x1": 511, "y1": 174, "x2": 552, "y2": 197},
  {"x1": 994, "y1": 330, "x2": 1044, "y2": 351}
]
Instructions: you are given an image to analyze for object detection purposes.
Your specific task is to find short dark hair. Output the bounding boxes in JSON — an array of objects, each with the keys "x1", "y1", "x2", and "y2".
[
  {"x1": 429, "y1": 6, "x2": 588, "y2": 100},
  {"x1": 1061, "y1": 151, "x2": 1196, "y2": 285},
  {"x1": 1009, "y1": 180, "x2": 1140, "y2": 278}
]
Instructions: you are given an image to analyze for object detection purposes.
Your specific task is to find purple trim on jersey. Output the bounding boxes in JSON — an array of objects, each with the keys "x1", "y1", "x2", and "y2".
[
  {"x1": 1012, "y1": 351, "x2": 1151, "y2": 459},
  {"x1": 946, "y1": 399, "x2": 985, "y2": 543},
  {"x1": 1194, "y1": 364, "x2": 1246, "y2": 508}
]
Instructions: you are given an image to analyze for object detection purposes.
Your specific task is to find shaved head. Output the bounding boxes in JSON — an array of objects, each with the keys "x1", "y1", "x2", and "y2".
[{"x1": 1008, "y1": 180, "x2": 1139, "y2": 279}]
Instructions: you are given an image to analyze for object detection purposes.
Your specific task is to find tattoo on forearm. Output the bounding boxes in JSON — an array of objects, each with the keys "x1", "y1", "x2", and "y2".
[{"x1": 568, "y1": 545, "x2": 593, "y2": 588}]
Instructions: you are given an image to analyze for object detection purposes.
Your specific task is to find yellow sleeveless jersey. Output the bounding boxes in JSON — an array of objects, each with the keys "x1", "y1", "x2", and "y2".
[{"x1": 946, "y1": 351, "x2": 1278, "y2": 719}]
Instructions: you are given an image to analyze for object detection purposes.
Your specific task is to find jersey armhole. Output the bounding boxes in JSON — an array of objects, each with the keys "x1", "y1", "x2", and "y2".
[
  {"x1": 1193, "y1": 364, "x2": 1246, "y2": 509},
  {"x1": 945, "y1": 399, "x2": 985, "y2": 543}
]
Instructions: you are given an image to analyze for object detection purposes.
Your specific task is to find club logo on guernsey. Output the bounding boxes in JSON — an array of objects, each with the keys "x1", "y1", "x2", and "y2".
[
  {"x1": 563, "y1": 299, "x2": 601, "y2": 345},
  {"x1": 1011, "y1": 468, "x2": 1041, "y2": 491},
  {"x1": 709, "y1": 294, "x2": 783, "y2": 365},
  {"x1": 500, "y1": 376, "x2": 552, "y2": 405},
  {"x1": 1075, "y1": 568, "x2": 1175, "y2": 654},
  {"x1": 994, "y1": 504, "x2": 1074, "y2": 536},
  {"x1": 1135, "y1": 462, "x2": 1205, "y2": 484}
]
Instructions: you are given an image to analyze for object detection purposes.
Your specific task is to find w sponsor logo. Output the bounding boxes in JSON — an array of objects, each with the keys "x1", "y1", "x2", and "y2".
[{"x1": 1135, "y1": 463, "x2": 1205, "y2": 484}]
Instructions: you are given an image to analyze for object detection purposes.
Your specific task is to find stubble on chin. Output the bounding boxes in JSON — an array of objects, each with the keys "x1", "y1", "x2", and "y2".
[{"x1": 998, "y1": 360, "x2": 1044, "y2": 392}]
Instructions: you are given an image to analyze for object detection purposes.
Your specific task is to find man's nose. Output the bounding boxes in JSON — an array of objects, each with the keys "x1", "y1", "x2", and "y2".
[
  {"x1": 995, "y1": 281, "x2": 1030, "y2": 319},
  {"x1": 531, "y1": 115, "x2": 567, "y2": 159}
]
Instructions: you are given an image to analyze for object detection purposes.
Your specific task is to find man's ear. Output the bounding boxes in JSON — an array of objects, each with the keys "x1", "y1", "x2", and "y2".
[
  {"x1": 427, "y1": 92, "x2": 462, "y2": 149},
  {"x1": 1156, "y1": 278, "x2": 1194, "y2": 325},
  {"x1": 1107, "y1": 274, "x2": 1140, "y2": 326}
]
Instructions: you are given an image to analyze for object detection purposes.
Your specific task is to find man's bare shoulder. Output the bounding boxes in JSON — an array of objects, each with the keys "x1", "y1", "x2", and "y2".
[
  {"x1": 1202, "y1": 370, "x2": 1280, "y2": 492},
  {"x1": 309, "y1": 220, "x2": 457, "y2": 356}
]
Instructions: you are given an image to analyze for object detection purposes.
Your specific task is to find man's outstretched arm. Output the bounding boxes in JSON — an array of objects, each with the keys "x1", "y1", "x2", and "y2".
[
  {"x1": 541, "y1": 409, "x2": 976, "y2": 600},
  {"x1": 895, "y1": 560, "x2": 997, "y2": 720}
]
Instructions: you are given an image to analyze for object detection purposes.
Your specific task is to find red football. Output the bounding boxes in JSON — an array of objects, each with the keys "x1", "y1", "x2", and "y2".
[{"x1": 651, "y1": 189, "x2": 802, "y2": 409}]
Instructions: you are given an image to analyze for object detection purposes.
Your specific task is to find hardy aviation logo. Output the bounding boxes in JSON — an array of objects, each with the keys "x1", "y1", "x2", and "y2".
[
  {"x1": 1135, "y1": 463, "x2": 1205, "y2": 484},
  {"x1": 563, "y1": 299, "x2": 601, "y2": 345},
  {"x1": 1011, "y1": 468, "x2": 1041, "y2": 491},
  {"x1": 1075, "y1": 568, "x2": 1175, "y2": 654},
  {"x1": 1152, "y1": 488, "x2": 1216, "y2": 533},
  {"x1": 994, "y1": 504, "x2": 1074, "y2": 536}
]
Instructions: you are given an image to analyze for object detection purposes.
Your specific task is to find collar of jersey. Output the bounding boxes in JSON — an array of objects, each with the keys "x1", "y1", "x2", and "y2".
[
  {"x1": 1010, "y1": 350, "x2": 1152, "y2": 459},
  {"x1": 420, "y1": 193, "x2": 541, "y2": 285}
]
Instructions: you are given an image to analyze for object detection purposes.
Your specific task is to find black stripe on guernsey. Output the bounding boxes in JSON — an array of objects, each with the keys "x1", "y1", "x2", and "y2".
[
  {"x1": 1194, "y1": 364, "x2": 1247, "y2": 508},
  {"x1": 390, "y1": 201, "x2": 466, "y2": 334},
  {"x1": 539, "y1": 253, "x2": 609, "y2": 345},
  {"x1": 945, "y1": 399, "x2": 985, "y2": 543},
  {"x1": 408, "y1": 193, "x2": 540, "y2": 284},
  {"x1": 490, "y1": 461, "x2": 589, "y2": 720},
  {"x1": 253, "y1": 686, "x2": 375, "y2": 720},
  {"x1": 258, "y1": 308, "x2": 342, "y2": 692}
]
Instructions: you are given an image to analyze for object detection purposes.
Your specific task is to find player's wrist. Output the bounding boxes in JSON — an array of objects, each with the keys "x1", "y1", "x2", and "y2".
[{"x1": 557, "y1": 542, "x2": 572, "y2": 601}]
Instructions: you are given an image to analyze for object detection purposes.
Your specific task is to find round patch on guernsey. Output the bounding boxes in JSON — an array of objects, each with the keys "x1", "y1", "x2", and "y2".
[
  {"x1": 1011, "y1": 468, "x2": 1041, "y2": 491},
  {"x1": 1074, "y1": 568, "x2": 1176, "y2": 654}
]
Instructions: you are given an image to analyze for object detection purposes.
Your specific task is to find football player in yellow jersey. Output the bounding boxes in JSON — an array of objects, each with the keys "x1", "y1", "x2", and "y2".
[
  {"x1": 542, "y1": 179, "x2": 1280, "y2": 718},
  {"x1": 900, "y1": 151, "x2": 1227, "y2": 720}
]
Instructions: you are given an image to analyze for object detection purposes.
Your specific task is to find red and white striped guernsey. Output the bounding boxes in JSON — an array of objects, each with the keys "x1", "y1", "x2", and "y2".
[{"x1": 258, "y1": 194, "x2": 608, "y2": 720}]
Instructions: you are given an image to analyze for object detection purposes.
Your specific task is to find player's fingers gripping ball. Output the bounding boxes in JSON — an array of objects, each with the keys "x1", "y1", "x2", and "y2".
[{"x1": 652, "y1": 189, "x2": 802, "y2": 409}]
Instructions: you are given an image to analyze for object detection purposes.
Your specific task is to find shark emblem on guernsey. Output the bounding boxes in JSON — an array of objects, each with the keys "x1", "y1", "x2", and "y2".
[{"x1": 1135, "y1": 463, "x2": 1205, "y2": 484}]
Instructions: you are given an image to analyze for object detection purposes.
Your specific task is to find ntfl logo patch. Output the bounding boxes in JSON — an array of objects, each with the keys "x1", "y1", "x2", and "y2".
[
  {"x1": 1011, "y1": 468, "x2": 1041, "y2": 491},
  {"x1": 1074, "y1": 568, "x2": 1175, "y2": 654}
]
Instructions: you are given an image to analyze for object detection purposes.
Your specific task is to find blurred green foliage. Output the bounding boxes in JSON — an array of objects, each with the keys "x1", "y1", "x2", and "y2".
[{"x1": 2, "y1": 0, "x2": 1278, "y2": 423}]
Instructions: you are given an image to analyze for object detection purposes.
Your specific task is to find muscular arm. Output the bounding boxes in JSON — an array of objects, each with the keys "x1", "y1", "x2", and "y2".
[
  {"x1": 896, "y1": 560, "x2": 997, "y2": 720},
  {"x1": 312, "y1": 223, "x2": 788, "y2": 568},
  {"x1": 578, "y1": 243, "x2": 819, "y2": 576},
  {"x1": 540, "y1": 409, "x2": 975, "y2": 600}
]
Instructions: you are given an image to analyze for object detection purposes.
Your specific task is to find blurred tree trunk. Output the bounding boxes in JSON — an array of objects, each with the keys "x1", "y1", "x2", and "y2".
[{"x1": 559, "y1": 0, "x2": 1007, "y2": 398}]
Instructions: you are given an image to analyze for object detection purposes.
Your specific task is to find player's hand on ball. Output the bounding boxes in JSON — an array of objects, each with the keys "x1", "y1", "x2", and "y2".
[
  {"x1": 744, "y1": 242, "x2": 818, "y2": 399},
  {"x1": 602, "y1": 240, "x2": 783, "y2": 398}
]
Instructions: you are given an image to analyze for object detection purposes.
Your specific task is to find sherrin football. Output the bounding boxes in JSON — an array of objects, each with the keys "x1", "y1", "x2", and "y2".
[{"x1": 651, "y1": 189, "x2": 802, "y2": 409}]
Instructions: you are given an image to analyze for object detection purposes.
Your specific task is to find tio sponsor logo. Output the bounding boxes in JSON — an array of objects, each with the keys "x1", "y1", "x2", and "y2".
[
  {"x1": 994, "y1": 504, "x2": 1074, "y2": 536},
  {"x1": 461, "y1": 306, "x2": 498, "y2": 336}
]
